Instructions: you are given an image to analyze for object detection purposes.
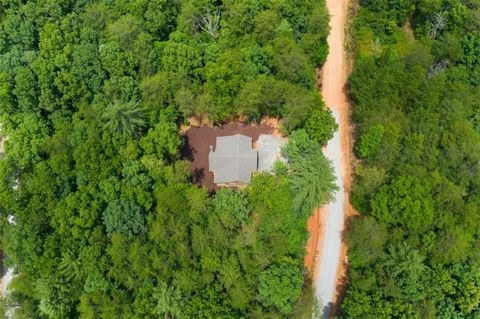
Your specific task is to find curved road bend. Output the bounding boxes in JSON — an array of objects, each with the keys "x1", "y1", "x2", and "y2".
[{"x1": 315, "y1": 0, "x2": 349, "y2": 318}]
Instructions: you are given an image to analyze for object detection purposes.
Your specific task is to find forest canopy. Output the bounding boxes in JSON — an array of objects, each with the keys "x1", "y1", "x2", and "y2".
[
  {"x1": 0, "y1": 0, "x2": 337, "y2": 318},
  {"x1": 342, "y1": 0, "x2": 480, "y2": 318}
]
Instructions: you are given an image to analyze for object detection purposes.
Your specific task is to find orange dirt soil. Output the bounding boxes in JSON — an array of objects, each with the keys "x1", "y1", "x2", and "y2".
[
  {"x1": 304, "y1": 206, "x2": 327, "y2": 281},
  {"x1": 181, "y1": 116, "x2": 282, "y2": 135}
]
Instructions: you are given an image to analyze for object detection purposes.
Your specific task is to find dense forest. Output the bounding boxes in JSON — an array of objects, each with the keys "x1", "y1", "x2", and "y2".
[
  {"x1": 0, "y1": 0, "x2": 338, "y2": 318},
  {"x1": 342, "y1": 0, "x2": 480, "y2": 318}
]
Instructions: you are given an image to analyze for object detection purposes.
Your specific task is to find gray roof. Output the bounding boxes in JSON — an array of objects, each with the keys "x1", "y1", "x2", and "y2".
[{"x1": 209, "y1": 134, "x2": 258, "y2": 184}]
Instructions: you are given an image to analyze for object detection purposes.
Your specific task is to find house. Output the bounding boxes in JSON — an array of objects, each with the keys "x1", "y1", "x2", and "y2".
[{"x1": 208, "y1": 134, "x2": 258, "y2": 185}]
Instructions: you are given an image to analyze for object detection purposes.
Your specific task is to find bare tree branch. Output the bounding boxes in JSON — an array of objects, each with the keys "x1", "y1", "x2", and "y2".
[
  {"x1": 427, "y1": 60, "x2": 449, "y2": 78},
  {"x1": 428, "y1": 11, "x2": 447, "y2": 39},
  {"x1": 197, "y1": 9, "x2": 221, "y2": 41}
]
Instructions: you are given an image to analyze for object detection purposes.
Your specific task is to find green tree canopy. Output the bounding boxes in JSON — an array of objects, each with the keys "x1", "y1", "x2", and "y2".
[
  {"x1": 258, "y1": 257, "x2": 303, "y2": 315},
  {"x1": 283, "y1": 130, "x2": 338, "y2": 215},
  {"x1": 371, "y1": 175, "x2": 434, "y2": 231},
  {"x1": 103, "y1": 100, "x2": 146, "y2": 137},
  {"x1": 304, "y1": 107, "x2": 338, "y2": 145},
  {"x1": 102, "y1": 199, "x2": 146, "y2": 236},
  {"x1": 213, "y1": 188, "x2": 250, "y2": 229},
  {"x1": 356, "y1": 124, "x2": 384, "y2": 159}
]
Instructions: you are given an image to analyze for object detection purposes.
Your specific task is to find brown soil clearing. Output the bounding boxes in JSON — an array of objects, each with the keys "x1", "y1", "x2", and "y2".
[{"x1": 181, "y1": 119, "x2": 281, "y2": 191}]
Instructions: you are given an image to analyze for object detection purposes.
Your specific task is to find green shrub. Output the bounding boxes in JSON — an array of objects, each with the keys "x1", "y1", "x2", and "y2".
[{"x1": 356, "y1": 124, "x2": 384, "y2": 158}]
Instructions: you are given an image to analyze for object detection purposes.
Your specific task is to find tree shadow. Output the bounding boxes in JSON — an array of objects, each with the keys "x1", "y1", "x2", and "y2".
[
  {"x1": 192, "y1": 168, "x2": 205, "y2": 185},
  {"x1": 181, "y1": 135, "x2": 196, "y2": 162}
]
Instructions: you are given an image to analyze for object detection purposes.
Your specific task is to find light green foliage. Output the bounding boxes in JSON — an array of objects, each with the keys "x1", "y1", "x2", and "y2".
[
  {"x1": 140, "y1": 118, "x2": 182, "y2": 161},
  {"x1": 5, "y1": 113, "x2": 49, "y2": 169},
  {"x1": 273, "y1": 160, "x2": 288, "y2": 176},
  {"x1": 213, "y1": 189, "x2": 250, "y2": 229},
  {"x1": 99, "y1": 41, "x2": 135, "y2": 77},
  {"x1": 204, "y1": 49, "x2": 246, "y2": 120},
  {"x1": 185, "y1": 287, "x2": 236, "y2": 319},
  {"x1": 2, "y1": 13, "x2": 35, "y2": 49},
  {"x1": 258, "y1": 258, "x2": 303, "y2": 315},
  {"x1": 356, "y1": 124, "x2": 384, "y2": 158},
  {"x1": 106, "y1": 15, "x2": 142, "y2": 50},
  {"x1": 154, "y1": 282, "x2": 183, "y2": 319},
  {"x1": 161, "y1": 35, "x2": 203, "y2": 78},
  {"x1": 371, "y1": 176, "x2": 434, "y2": 231},
  {"x1": 247, "y1": 173, "x2": 306, "y2": 258},
  {"x1": 83, "y1": 274, "x2": 111, "y2": 294},
  {"x1": 282, "y1": 129, "x2": 320, "y2": 160},
  {"x1": 431, "y1": 224, "x2": 473, "y2": 264},
  {"x1": 34, "y1": 275, "x2": 74, "y2": 318},
  {"x1": 304, "y1": 107, "x2": 338, "y2": 145}
]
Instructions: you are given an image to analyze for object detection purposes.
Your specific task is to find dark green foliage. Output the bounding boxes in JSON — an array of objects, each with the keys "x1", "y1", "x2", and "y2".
[
  {"x1": 103, "y1": 100, "x2": 146, "y2": 137},
  {"x1": 342, "y1": 1, "x2": 480, "y2": 318},
  {"x1": 346, "y1": 216, "x2": 387, "y2": 268},
  {"x1": 102, "y1": 199, "x2": 146, "y2": 236},
  {"x1": 283, "y1": 130, "x2": 338, "y2": 215},
  {"x1": 461, "y1": 33, "x2": 480, "y2": 85},
  {"x1": 288, "y1": 152, "x2": 337, "y2": 216},
  {"x1": 381, "y1": 243, "x2": 427, "y2": 300}
]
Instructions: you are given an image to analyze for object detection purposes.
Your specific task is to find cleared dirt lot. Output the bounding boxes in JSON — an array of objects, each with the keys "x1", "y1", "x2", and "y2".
[{"x1": 181, "y1": 122, "x2": 275, "y2": 191}]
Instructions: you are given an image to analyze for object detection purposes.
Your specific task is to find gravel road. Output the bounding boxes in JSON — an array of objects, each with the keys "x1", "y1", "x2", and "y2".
[
  {"x1": 315, "y1": 111, "x2": 345, "y2": 318},
  {"x1": 315, "y1": 0, "x2": 349, "y2": 317}
]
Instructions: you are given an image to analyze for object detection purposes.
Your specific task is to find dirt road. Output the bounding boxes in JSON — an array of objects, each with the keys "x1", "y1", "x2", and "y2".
[{"x1": 315, "y1": 0, "x2": 351, "y2": 317}]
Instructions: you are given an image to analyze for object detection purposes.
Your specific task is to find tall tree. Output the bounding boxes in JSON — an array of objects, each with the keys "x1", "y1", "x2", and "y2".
[{"x1": 102, "y1": 100, "x2": 146, "y2": 137}]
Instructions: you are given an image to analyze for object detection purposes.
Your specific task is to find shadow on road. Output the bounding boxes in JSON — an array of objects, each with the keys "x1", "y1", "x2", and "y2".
[{"x1": 322, "y1": 302, "x2": 334, "y2": 319}]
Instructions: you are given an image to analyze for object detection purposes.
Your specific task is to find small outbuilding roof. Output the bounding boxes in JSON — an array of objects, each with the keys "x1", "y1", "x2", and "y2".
[{"x1": 208, "y1": 134, "x2": 258, "y2": 184}]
